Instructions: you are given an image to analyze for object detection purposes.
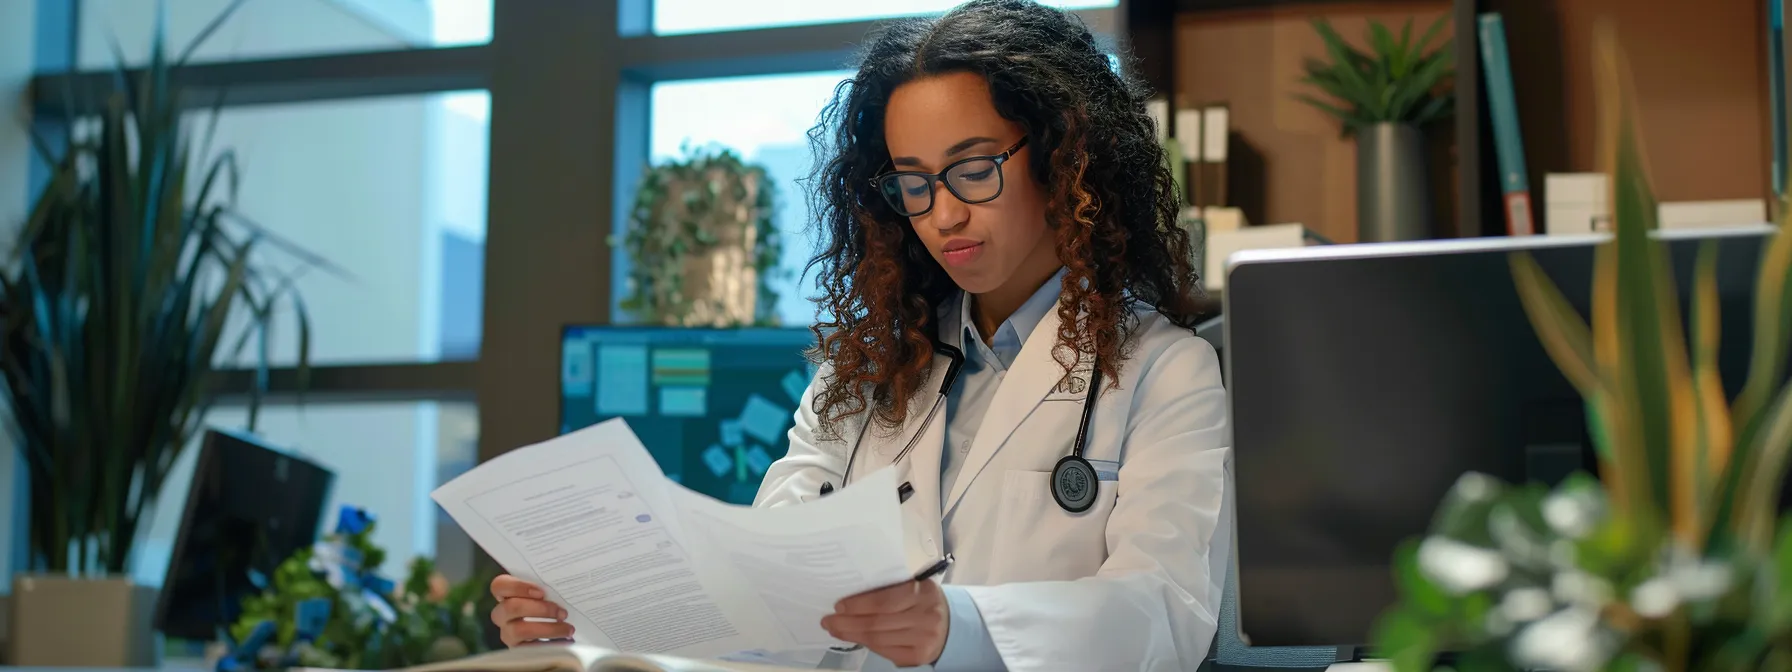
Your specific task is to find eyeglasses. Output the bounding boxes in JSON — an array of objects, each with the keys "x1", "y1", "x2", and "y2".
[{"x1": 871, "y1": 137, "x2": 1029, "y2": 217}]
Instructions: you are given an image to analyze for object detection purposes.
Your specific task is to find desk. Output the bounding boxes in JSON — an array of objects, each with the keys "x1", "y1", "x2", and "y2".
[{"x1": 0, "y1": 655, "x2": 207, "y2": 672}]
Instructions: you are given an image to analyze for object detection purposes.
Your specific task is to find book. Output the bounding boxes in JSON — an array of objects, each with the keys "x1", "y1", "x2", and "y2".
[
  {"x1": 1477, "y1": 13, "x2": 1536, "y2": 236},
  {"x1": 293, "y1": 643, "x2": 825, "y2": 672}
]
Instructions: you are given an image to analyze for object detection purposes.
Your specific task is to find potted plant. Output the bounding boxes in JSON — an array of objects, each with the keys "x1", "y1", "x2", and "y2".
[
  {"x1": 617, "y1": 146, "x2": 784, "y2": 327},
  {"x1": 227, "y1": 510, "x2": 495, "y2": 670},
  {"x1": 1373, "y1": 24, "x2": 1792, "y2": 672},
  {"x1": 1296, "y1": 15, "x2": 1454, "y2": 243},
  {"x1": 1, "y1": 11, "x2": 314, "y2": 667}
]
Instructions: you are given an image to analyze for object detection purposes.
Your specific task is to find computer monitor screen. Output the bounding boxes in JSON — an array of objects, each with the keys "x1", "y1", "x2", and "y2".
[
  {"x1": 560, "y1": 326, "x2": 819, "y2": 505},
  {"x1": 1222, "y1": 226, "x2": 1776, "y2": 650},
  {"x1": 154, "y1": 428, "x2": 335, "y2": 641}
]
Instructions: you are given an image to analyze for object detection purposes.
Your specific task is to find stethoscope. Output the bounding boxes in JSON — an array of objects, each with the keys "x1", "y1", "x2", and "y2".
[{"x1": 821, "y1": 338, "x2": 1105, "y2": 513}]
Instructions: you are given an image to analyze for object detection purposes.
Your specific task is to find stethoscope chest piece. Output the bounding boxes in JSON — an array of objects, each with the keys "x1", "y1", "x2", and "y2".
[{"x1": 1051, "y1": 454, "x2": 1098, "y2": 513}]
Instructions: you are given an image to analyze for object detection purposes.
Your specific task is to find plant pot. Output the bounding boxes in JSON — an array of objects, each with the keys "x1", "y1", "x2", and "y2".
[
  {"x1": 8, "y1": 574, "x2": 160, "y2": 667},
  {"x1": 1355, "y1": 122, "x2": 1433, "y2": 243},
  {"x1": 676, "y1": 186, "x2": 761, "y2": 327}
]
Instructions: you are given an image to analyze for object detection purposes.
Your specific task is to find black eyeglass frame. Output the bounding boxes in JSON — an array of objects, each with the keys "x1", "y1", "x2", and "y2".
[{"x1": 870, "y1": 137, "x2": 1030, "y2": 216}]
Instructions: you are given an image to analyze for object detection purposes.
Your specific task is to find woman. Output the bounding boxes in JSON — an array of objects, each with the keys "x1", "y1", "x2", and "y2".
[{"x1": 490, "y1": 1, "x2": 1231, "y2": 669}]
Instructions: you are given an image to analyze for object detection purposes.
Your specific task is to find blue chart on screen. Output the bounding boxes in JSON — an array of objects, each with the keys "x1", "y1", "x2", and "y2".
[
  {"x1": 703, "y1": 445, "x2": 733, "y2": 477},
  {"x1": 738, "y1": 394, "x2": 790, "y2": 445},
  {"x1": 780, "y1": 370, "x2": 808, "y2": 404},
  {"x1": 559, "y1": 326, "x2": 817, "y2": 505},
  {"x1": 596, "y1": 345, "x2": 649, "y2": 416},
  {"x1": 661, "y1": 387, "x2": 707, "y2": 417},
  {"x1": 561, "y1": 338, "x2": 593, "y2": 397},
  {"x1": 744, "y1": 445, "x2": 773, "y2": 476}
]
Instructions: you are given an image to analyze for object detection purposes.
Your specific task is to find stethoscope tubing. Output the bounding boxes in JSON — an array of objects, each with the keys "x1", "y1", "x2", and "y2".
[{"x1": 836, "y1": 339, "x2": 1102, "y2": 512}]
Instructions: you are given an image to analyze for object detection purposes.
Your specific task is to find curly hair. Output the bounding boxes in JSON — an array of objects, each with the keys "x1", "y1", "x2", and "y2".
[{"x1": 803, "y1": 0, "x2": 1208, "y2": 439}]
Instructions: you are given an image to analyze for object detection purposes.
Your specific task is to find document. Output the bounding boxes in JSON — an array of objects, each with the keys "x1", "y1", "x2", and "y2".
[{"x1": 431, "y1": 419, "x2": 911, "y2": 661}]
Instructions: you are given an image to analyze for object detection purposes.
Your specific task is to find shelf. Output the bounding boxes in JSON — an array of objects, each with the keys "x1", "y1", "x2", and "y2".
[
  {"x1": 1174, "y1": 0, "x2": 1425, "y2": 12},
  {"x1": 1125, "y1": 0, "x2": 1769, "y2": 241}
]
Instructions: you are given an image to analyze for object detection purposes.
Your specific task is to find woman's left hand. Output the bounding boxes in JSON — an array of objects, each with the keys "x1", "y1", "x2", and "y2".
[{"x1": 821, "y1": 579, "x2": 949, "y2": 667}]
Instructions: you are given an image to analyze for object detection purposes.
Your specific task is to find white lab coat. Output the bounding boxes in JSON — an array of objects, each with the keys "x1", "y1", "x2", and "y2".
[{"x1": 754, "y1": 294, "x2": 1233, "y2": 671}]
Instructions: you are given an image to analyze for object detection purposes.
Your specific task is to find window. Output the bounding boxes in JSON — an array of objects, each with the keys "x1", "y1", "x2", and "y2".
[
  {"x1": 182, "y1": 91, "x2": 489, "y2": 366},
  {"x1": 647, "y1": 71, "x2": 853, "y2": 327},
  {"x1": 650, "y1": 0, "x2": 1117, "y2": 35},
  {"x1": 130, "y1": 401, "x2": 482, "y2": 587},
  {"x1": 78, "y1": 0, "x2": 492, "y2": 67}
]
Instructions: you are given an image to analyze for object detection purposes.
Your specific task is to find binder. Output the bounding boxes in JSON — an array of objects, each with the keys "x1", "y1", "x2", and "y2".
[{"x1": 1478, "y1": 13, "x2": 1536, "y2": 235}]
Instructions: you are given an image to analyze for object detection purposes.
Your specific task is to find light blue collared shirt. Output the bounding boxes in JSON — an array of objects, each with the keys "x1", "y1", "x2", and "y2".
[{"x1": 930, "y1": 267, "x2": 1066, "y2": 672}]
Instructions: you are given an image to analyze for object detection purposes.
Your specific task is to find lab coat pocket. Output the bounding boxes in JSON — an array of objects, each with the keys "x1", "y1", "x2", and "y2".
[{"x1": 990, "y1": 469, "x2": 1116, "y2": 583}]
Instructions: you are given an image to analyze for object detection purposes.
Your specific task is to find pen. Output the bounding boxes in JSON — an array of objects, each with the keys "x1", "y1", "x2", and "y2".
[{"x1": 912, "y1": 554, "x2": 954, "y2": 582}]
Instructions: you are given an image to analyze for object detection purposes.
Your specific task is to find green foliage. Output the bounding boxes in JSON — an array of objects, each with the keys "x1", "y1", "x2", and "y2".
[
  {"x1": 0, "y1": 0, "x2": 320, "y2": 576},
  {"x1": 618, "y1": 145, "x2": 784, "y2": 327},
  {"x1": 1374, "y1": 474, "x2": 1792, "y2": 672},
  {"x1": 1372, "y1": 23, "x2": 1792, "y2": 672},
  {"x1": 1296, "y1": 16, "x2": 1455, "y2": 138},
  {"x1": 230, "y1": 523, "x2": 495, "y2": 670}
]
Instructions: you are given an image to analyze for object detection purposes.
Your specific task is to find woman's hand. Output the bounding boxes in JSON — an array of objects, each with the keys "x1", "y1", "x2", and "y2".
[
  {"x1": 820, "y1": 580, "x2": 949, "y2": 668},
  {"x1": 489, "y1": 574, "x2": 573, "y2": 647}
]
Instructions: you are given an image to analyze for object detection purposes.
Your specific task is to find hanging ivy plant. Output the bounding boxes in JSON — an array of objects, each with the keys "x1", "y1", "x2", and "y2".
[{"x1": 618, "y1": 145, "x2": 785, "y2": 327}]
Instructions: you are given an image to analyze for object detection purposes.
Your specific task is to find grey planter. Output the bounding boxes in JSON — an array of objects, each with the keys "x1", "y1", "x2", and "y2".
[{"x1": 1355, "y1": 122, "x2": 1433, "y2": 242}]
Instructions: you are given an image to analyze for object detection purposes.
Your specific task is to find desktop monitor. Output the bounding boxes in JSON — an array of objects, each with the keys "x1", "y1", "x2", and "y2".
[
  {"x1": 559, "y1": 325, "x2": 819, "y2": 505},
  {"x1": 154, "y1": 428, "x2": 336, "y2": 641},
  {"x1": 1221, "y1": 225, "x2": 1777, "y2": 651}
]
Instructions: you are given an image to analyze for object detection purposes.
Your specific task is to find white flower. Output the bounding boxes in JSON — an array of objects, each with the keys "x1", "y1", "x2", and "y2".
[
  {"x1": 1509, "y1": 607, "x2": 1615, "y2": 672},
  {"x1": 1666, "y1": 560, "x2": 1733, "y2": 601},
  {"x1": 1552, "y1": 570, "x2": 1615, "y2": 607},
  {"x1": 1542, "y1": 490, "x2": 1601, "y2": 538},
  {"x1": 1629, "y1": 577, "x2": 1679, "y2": 618},
  {"x1": 1455, "y1": 473, "x2": 1501, "y2": 502},
  {"x1": 1500, "y1": 587, "x2": 1555, "y2": 622},
  {"x1": 1418, "y1": 537, "x2": 1509, "y2": 593},
  {"x1": 1489, "y1": 507, "x2": 1550, "y2": 566}
]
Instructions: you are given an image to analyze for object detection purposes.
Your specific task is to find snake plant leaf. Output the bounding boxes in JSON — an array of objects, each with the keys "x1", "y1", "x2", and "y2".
[
  {"x1": 1583, "y1": 20, "x2": 1703, "y2": 544},
  {"x1": 1508, "y1": 251, "x2": 1638, "y2": 513},
  {"x1": 1739, "y1": 384, "x2": 1792, "y2": 548},
  {"x1": 1767, "y1": 517, "x2": 1792, "y2": 632},
  {"x1": 1509, "y1": 253, "x2": 1603, "y2": 398},
  {"x1": 1732, "y1": 190, "x2": 1792, "y2": 456},
  {"x1": 1689, "y1": 241, "x2": 1734, "y2": 517},
  {"x1": 1708, "y1": 169, "x2": 1792, "y2": 553}
]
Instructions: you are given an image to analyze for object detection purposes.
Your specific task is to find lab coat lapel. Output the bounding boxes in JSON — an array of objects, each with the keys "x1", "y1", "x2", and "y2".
[
  {"x1": 896, "y1": 299, "x2": 959, "y2": 538},
  {"x1": 865, "y1": 304, "x2": 956, "y2": 555},
  {"x1": 901, "y1": 368, "x2": 948, "y2": 547},
  {"x1": 943, "y1": 299, "x2": 1091, "y2": 515},
  {"x1": 864, "y1": 351, "x2": 948, "y2": 471}
]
